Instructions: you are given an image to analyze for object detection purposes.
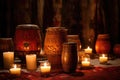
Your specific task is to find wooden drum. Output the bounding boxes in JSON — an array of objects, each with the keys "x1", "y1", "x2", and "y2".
[{"x1": 14, "y1": 24, "x2": 42, "y2": 62}]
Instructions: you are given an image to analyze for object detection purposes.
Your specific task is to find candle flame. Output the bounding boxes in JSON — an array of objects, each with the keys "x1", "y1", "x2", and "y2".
[
  {"x1": 85, "y1": 58, "x2": 88, "y2": 61},
  {"x1": 44, "y1": 62, "x2": 47, "y2": 66},
  {"x1": 87, "y1": 46, "x2": 90, "y2": 49},
  {"x1": 14, "y1": 64, "x2": 17, "y2": 68},
  {"x1": 102, "y1": 54, "x2": 105, "y2": 57}
]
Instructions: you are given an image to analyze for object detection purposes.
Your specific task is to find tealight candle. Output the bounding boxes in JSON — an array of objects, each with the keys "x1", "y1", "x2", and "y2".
[
  {"x1": 3, "y1": 52, "x2": 14, "y2": 69},
  {"x1": 26, "y1": 54, "x2": 37, "y2": 71},
  {"x1": 99, "y1": 54, "x2": 108, "y2": 64},
  {"x1": 40, "y1": 61, "x2": 51, "y2": 76},
  {"x1": 81, "y1": 58, "x2": 90, "y2": 67},
  {"x1": 78, "y1": 50, "x2": 85, "y2": 64},
  {"x1": 81, "y1": 54, "x2": 90, "y2": 67},
  {"x1": 9, "y1": 64, "x2": 21, "y2": 76},
  {"x1": 84, "y1": 46, "x2": 92, "y2": 54}
]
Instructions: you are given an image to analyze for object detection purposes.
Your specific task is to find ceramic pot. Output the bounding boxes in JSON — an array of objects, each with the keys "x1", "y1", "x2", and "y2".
[
  {"x1": 44, "y1": 27, "x2": 67, "y2": 72},
  {"x1": 95, "y1": 34, "x2": 111, "y2": 54}
]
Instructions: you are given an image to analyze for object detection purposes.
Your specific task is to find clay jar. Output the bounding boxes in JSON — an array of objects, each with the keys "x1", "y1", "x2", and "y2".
[
  {"x1": 113, "y1": 44, "x2": 120, "y2": 56},
  {"x1": 61, "y1": 42, "x2": 78, "y2": 73},
  {"x1": 95, "y1": 34, "x2": 111, "y2": 54},
  {"x1": 44, "y1": 27, "x2": 67, "y2": 72}
]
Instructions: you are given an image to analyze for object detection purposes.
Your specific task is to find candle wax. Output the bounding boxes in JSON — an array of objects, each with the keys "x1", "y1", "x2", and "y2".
[
  {"x1": 3, "y1": 52, "x2": 14, "y2": 69},
  {"x1": 81, "y1": 58, "x2": 90, "y2": 67},
  {"x1": 84, "y1": 46, "x2": 92, "y2": 54},
  {"x1": 26, "y1": 54, "x2": 37, "y2": 71},
  {"x1": 99, "y1": 54, "x2": 108, "y2": 64},
  {"x1": 40, "y1": 62, "x2": 51, "y2": 75},
  {"x1": 10, "y1": 65, "x2": 21, "y2": 76}
]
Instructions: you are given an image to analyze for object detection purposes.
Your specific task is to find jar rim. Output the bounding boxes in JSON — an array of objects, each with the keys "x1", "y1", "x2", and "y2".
[{"x1": 16, "y1": 24, "x2": 39, "y2": 29}]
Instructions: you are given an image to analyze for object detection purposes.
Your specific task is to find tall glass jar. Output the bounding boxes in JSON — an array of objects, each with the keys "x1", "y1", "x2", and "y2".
[
  {"x1": 44, "y1": 27, "x2": 67, "y2": 72},
  {"x1": 95, "y1": 34, "x2": 111, "y2": 54}
]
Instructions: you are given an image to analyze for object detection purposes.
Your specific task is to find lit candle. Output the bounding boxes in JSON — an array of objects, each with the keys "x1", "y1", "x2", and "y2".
[
  {"x1": 9, "y1": 64, "x2": 21, "y2": 76},
  {"x1": 84, "y1": 46, "x2": 92, "y2": 54},
  {"x1": 40, "y1": 61, "x2": 51, "y2": 76},
  {"x1": 3, "y1": 52, "x2": 14, "y2": 69},
  {"x1": 26, "y1": 54, "x2": 37, "y2": 71},
  {"x1": 81, "y1": 58, "x2": 90, "y2": 67},
  {"x1": 99, "y1": 54, "x2": 108, "y2": 64},
  {"x1": 78, "y1": 50, "x2": 85, "y2": 64}
]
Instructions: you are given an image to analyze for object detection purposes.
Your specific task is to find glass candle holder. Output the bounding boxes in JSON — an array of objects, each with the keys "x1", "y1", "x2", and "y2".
[
  {"x1": 99, "y1": 54, "x2": 108, "y2": 64},
  {"x1": 40, "y1": 61, "x2": 51, "y2": 77},
  {"x1": 9, "y1": 64, "x2": 21, "y2": 76},
  {"x1": 81, "y1": 54, "x2": 91, "y2": 67}
]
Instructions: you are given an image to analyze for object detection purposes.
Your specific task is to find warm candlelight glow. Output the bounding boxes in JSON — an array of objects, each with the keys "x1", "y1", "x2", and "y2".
[
  {"x1": 78, "y1": 50, "x2": 85, "y2": 64},
  {"x1": 40, "y1": 61, "x2": 51, "y2": 76},
  {"x1": 26, "y1": 54, "x2": 37, "y2": 71},
  {"x1": 9, "y1": 64, "x2": 21, "y2": 76},
  {"x1": 81, "y1": 58, "x2": 90, "y2": 67},
  {"x1": 3, "y1": 52, "x2": 14, "y2": 69},
  {"x1": 99, "y1": 54, "x2": 108, "y2": 64},
  {"x1": 84, "y1": 46, "x2": 92, "y2": 54},
  {"x1": 81, "y1": 54, "x2": 90, "y2": 67}
]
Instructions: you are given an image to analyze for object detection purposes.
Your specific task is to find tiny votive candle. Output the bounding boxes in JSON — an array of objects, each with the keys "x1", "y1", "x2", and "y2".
[
  {"x1": 3, "y1": 52, "x2": 14, "y2": 69},
  {"x1": 81, "y1": 58, "x2": 90, "y2": 67},
  {"x1": 26, "y1": 54, "x2": 37, "y2": 71},
  {"x1": 81, "y1": 54, "x2": 90, "y2": 67},
  {"x1": 99, "y1": 54, "x2": 108, "y2": 64},
  {"x1": 84, "y1": 46, "x2": 92, "y2": 54},
  {"x1": 40, "y1": 61, "x2": 51, "y2": 76},
  {"x1": 9, "y1": 64, "x2": 21, "y2": 76},
  {"x1": 78, "y1": 50, "x2": 85, "y2": 64}
]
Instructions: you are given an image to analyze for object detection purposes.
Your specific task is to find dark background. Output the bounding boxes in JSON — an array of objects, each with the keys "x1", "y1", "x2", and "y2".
[{"x1": 0, "y1": 0, "x2": 120, "y2": 49}]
